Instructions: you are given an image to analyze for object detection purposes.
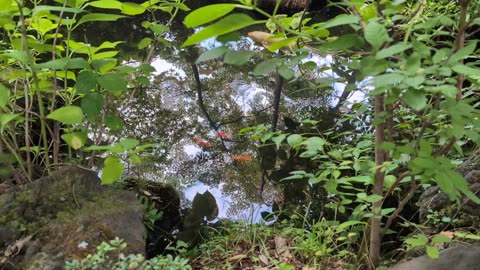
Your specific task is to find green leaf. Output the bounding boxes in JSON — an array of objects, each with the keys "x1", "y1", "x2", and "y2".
[
  {"x1": 75, "y1": 70, "x2": 97, "y2": 94},
  {"x1": 35, "y1": 58, "x2": 70, "y2": 69},
  {"x1": 375, "y1": 43, "x2": 412, "y2": 59},
  {"x1": 426, "y1": 246, "x2": 439, "y2": 259},
  {"x1": 405, "y1": 235, "x2": 428, "y2": 247},
  {"x1": 182, "y1": 14, "x2": 262, "y2": 47},
  {"x1": 216, "y1": 31, "x2": 242, "y2": 43},
  {"x1": 121, "y1": 2, "x2": 146, "y2": 15},
  {"x1": 74, "y1": 13, "x2": 127, "y2": 30},
  {"x1": 366, "y1": 194, "x2": 383, "y2": 203},
  {"x1": 287, "y1": 134, "x2": 303, "y2": 147},
  {"x1": 372, "y1": 72, "x2": 403, "y2": 88},
  {"x1": 364, "y1": 21, "x2": 390, "y2": 50},
  {"x1": 184, "y1": 4, "x2": 237, "y2": 28},
  {"x1": 0, "y1": 84, "x2": 9, "y2": 108},
  {"x1": 449, "y1": 41, "x2": 477, "y2": 63},
  {"x1": 272, "y1": 134, "x2": 286, "y2": 148},
  {"x1": 337, "y1": 220, "x2": 367, "y2": 230},
  {"x1": 381, "y1": 207, "x2": 395, "y2": 216},
  {"x1": 47, "y1": 106, "x2": 83, "y2": 124},
  {"x1": 303, "y1": 136, "x2": 326, "y2": 152},
  {"x1": 0, "y1": 113, "x2": 20, "y2": 132},
  {"x1": 433, "y1": 84, "x2": 458, "y2": 98},
  {"x1": 278, "y1": 65, "x2": 294, "y2": 80},
  {"x1": 81, "y1": 92, "x2": 104, "y2": 121},
  {"x1": 138, "y1": 37, "x2": 152, "y2": 49},
  {"x1": 66, "y1": 58, "x2": 90, "y2": 69},
  {"x1": 97, "y1": 73, "x2": 128, "y2": 93},
  {"x1": 102, "y1": 156, "x2": 124, "y2": 184},
  {"x1": 432, "y1": 48, "x2": 449, "y2": 64},
  {"x1": 89, "y1": 0, "x2": 122, "y2": 9},
  {"x1": 266, "y1": 36, "x2": 298, "y2": 52},
  {"x1": 61, "y1": 132, "x2": 87, "y2": 150},
  {"x1": 254, "y1": 60, "x2": 277, "y2": 76},
  {"x1": 431, "y1": 234, "x2": 451, "y2": 244},
  {"x1": 320, "y1": 14, "x2": 359, "y2": 29},
  {"x1": 196, "y1": 46, "x2": 229, "y2": 64},
  {"x1": 343, "y1": 175, "x2": 373, "y2": 185},
  {"x1": 120, "y1": 138, "x2": 139, "y2": 150},
  {"x1": 223, "y1": 50, "x2": 255, "y2": 65},
  {"x1": 3, "y1": 50, "x2": 30, "y2": 64},
  {"x1": 105, "y1": 114, "x2": 124, "y2": 131},
  {"x1": 405, "y1": 75, "x2": 425, "y2": 87},
  {"x1": 322, "y1": 34, "x2": 364, "y2": 50},
  {"x1": 403, "y1": 90, "x2": 427, "y2": 111},
  {"x1": 452, "y1": 64, "x2": 480, "y2": 77}
]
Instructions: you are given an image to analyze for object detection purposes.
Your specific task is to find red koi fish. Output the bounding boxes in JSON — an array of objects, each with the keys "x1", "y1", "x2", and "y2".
[
  {"x1": 231, "y1": 155, "x2": 253, "y2": 162},
  {"x1": 192, "y1": 137, "x2": 212, "y2": 148},
  {"x1": 216, "y1": 131, "x2": 232, "y2": 140}
]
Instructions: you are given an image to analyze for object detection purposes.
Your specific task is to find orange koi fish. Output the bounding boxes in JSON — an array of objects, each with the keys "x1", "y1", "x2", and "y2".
[
  {"x1": 231, "y1": 155, "x2": 253, "y2": 162},
  {"x1": 216, "y1": 131, "x2": 232, "y2": 140},
  {"x1": 192, "y1": 137, "x2": 212, "y2": 148}
]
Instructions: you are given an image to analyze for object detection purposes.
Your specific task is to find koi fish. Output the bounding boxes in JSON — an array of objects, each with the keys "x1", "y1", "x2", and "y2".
[
  {"x1": 192, "y1": 137, "x2": 212, "y2": 148},
  {"x1": 216, "y1": 131, "x2": 232, "y2": 140},
  {"x1": 231, "y1": 155, "x2": 253, "y2": 162}
]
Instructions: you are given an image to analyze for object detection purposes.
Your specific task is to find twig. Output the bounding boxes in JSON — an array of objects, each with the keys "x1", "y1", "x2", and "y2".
[
  {"x1": 381, "y1": 176, "x2": 417, "y2": 237},
  {"x1": 50, "y1": 0, "x2": 68, "y2": 170},
  {"x1": 72, "y1": 184, "x2": 81, "y2": 209}
]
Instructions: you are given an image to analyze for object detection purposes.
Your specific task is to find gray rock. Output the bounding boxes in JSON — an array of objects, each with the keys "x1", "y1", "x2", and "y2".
[
  {"x1": 0, "y1": 166, "x2": 145, "y2": 270},
  {"x1": 417, "y1": 160, "x2": 480, "y2": 230},
  {"x1": 390, "y1": 245, "x2": 480, "y2": 270}
]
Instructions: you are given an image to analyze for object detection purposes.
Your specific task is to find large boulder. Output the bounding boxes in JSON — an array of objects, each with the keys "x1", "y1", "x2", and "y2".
[
  {"x1": 0, "y1": 166, "x2": 145, "y2": 270},
  {"x1": 417, "y1": 153, "x2": 480, "y2": 231},
  {"x1": 390, "y1": 245, "x2": 480, "y2": 270}
]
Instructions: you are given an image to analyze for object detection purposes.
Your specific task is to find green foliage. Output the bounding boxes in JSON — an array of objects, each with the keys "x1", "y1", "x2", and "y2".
[
  {"x1": 182, "y1": 0, "x2": 480, "y2": 266},
  {"x1": 403, "y1": 232, "x2": 452, "y2": 259},
  {"x1": 65, "y1": 237, "x2": 192, "y2": 270},
  {"x1": 0, "y1": 0, "x2": 183, "y2": 183}
]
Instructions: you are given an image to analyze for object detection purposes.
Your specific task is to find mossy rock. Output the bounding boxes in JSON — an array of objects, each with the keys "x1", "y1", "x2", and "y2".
[{"x1": 0, "y1": 166, "x2": 145, "y2": 270}]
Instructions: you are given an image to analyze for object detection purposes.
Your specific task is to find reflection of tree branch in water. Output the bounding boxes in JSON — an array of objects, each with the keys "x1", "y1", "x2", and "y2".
[
  {"x1": 331, "y1": 63, "x2": 358, "y2": 111},
  {"x1": 218, "y1": 105, "x2": 273, "y2": 127},
  {"x1": 271, "y1": 72, "x2": 284, "y2": 131},
  {"x1": 191, "y1": 63, "x2": 219, "y2": 130}
]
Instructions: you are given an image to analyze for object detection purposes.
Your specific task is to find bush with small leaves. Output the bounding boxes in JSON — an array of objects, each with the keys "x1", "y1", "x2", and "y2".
[{"x1": 65, "y1": 237, "x2": 192, "y2": 270}]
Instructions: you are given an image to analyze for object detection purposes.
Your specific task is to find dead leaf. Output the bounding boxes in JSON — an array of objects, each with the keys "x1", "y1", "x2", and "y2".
[
  {"x1": 229, "y1": 254, "x2": 247, "y2": 261},
  {"x1": 440, "y1": 231, "x2": 454, "y2": 239},
  {"x1": 274, "y1": 235, "x2": 288, "y2": 249},
  {"x1": 274, "y1": 235, "x2": 293, "y2": 262},
  {"x1": 258, "y1": 254, "x2": 269, "y2": 265},
  {"x1": 4, "y1": 235, "x2": 33, "y2": 257}
]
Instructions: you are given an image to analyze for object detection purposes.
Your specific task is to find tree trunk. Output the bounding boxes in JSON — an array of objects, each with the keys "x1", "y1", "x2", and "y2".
[{"x1": 369, "y1": 93, "x2": 385, "y2": 269}]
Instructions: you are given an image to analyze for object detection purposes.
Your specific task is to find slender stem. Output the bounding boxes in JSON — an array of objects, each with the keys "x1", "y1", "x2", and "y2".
[
  {"x1": 16, "y1": 0, "x2": 51, "y2": 175},
  {"x1": 369, "y1": 93, "x2": 385, "y2": 269},
  {"x1": 50, "y1": 0, "x2": 68, "y2": 170},
  {"x1": 0, "y1": 136, "x2": 29, "y2": 182}
]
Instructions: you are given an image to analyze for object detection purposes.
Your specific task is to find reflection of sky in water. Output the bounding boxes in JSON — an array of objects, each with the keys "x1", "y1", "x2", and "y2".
[
  {"x1": 147, "y1": 41, "x2": 366, "y2": 222},
  {"x1": 184, "y1": 181, "x2": 271, "y2": 223}
]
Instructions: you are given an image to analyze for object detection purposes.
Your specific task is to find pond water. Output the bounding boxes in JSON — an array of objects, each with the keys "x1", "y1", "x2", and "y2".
[{"x1": 87, "y1": 5, "x2": 348, "y2": 226}]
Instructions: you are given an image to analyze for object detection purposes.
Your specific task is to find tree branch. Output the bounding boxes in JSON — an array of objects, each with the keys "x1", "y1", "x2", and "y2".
[
  {"x1": 271, "y1": 72, "x2": 284, "y2": 131},
  {"x1": 381, "y1": 176, "x2": 417, "y2": 237}
]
